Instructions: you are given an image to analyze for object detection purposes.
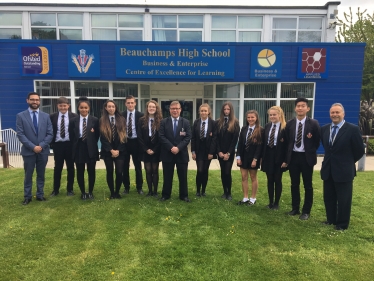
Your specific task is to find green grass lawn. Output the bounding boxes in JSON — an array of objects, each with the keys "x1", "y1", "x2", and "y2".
[{"x1": 0, "y1": 168, "x2": 373, "y2": 281}]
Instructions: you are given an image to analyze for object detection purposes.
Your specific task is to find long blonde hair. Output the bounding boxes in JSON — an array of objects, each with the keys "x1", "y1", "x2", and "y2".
[{"x1": 267, "y1": 106, "x2": 286, "y2": 130}]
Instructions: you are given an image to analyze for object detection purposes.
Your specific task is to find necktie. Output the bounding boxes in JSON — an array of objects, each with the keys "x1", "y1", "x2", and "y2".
[
  {"x1": 268, "y1": 124, "x2": 276, "y2": 148},
  {"x1": 223, "y1": 118, "x2": 228, "y2": 131},
  {"x1": 32, "y1": 111, "x2": 38, "y2": 136},
  {"x1": 173, "y1": 118, "x2": 177, "y2": 137},
  {"x1": 200, "y1": 121, "x2": 206, "y2": 139},
  {"x1": 128, "y1": 113, "x2": 133, "y2": 138},
  {"x1": 82, "y1": 118, "x2": 87, "y2": 141},
  {"x1": 60, "y1": 115, "x2": 65, "y2": 139},
  {"x1": 150, "y1": 119, "x2": 155, "y2": 142},
  {"x1": 330, "y1": 125, "x2": 338, "y2": 146},
  {"x1": 111, "y1": 117, "x2": 116, "y2": 141},
  {"x1": 295, "y1": 122, "x2": 302, "y2": 148},
  {"x1": 245, "y1": 128, "x2": 253, "y2": 151}
]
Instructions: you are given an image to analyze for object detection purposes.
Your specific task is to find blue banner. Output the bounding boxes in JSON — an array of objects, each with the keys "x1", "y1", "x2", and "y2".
[
  {"x1": 297, "y1": 47, "x2": 329, "y2": 79},
  {"x1": 67, "y1": 45, "x2": 100, "y2": 77},
  {"x1": 250, "y1": 47, "x2": 282, "y2": 79},
  {"x1": 115, "y1": 45, "x2": 235, "y2": 79},
  {"x1": 19, "y1": 44, "x2": 52, "y2": 76}
]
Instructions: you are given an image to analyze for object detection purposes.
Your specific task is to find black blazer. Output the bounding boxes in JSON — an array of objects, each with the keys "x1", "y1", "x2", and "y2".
[
  {"x1": 69, "y1": 115, "x2": 100, "y2": 160},
  {"x1": 191, "y1": 118, "x2": 216, "y2": 156},
  {"x1": 216, "y1": 119, "x2": 240, "y2": 155},
  {"x1": 261, "y1": 123, "x2": 288, "y2": 172},
  {"x1": 284, "y1": 117, "x2": 321, "y2": 166},
  {"x1": 236, "y1": 125, "x2": 264, "y2": 161},
  {"x1": 137, "y1": 117, "x2": 161, "y2": 154},
  {"x1": 99, "y1": 118, "x2": 127, "y2": 157},
  {"x1": 320, "y1": 122, "x2": 364, "y2": 182},
  {"x1": 50, "y1": 111, "x2": 78, "y2": 146},
  {"x1": 159, "y1": 116, "x2": 191, "y2": 163},
  {"x1": 122, "y1": 110, "x2": 144, "y2": 137}
]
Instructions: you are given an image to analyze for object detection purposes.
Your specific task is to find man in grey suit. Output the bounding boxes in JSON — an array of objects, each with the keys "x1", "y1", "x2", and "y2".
[{"x1": 16, "y1": 92, "x2": 53, "y2": 205}]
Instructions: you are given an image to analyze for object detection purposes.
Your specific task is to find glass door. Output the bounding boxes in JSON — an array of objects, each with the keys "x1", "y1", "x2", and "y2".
[{"x1": 160, "y1": 99, "x2": 194, "y2": 126}]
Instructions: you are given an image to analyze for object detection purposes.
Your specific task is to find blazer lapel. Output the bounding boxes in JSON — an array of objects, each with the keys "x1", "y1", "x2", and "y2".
[
  {"x1": 24, "y1": 110, "x2": 37, "y2": 135},
  {"x1": 333, "y1": 122, "x2": 347, "y2": 145},
  {"x1": 264, "y1": 123, "x2": 271, "y2": 142},
  {"x1": 290, "y1": 119, "x2": 296, "y2": 144}
]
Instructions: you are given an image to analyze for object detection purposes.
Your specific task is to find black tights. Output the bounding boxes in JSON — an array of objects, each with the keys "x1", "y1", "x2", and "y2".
[
  {"x1": 144, "y1": 162, "x2": 159, "y2": 193},
  {"x1": 104, "y1": 157, "x2": 124, "y2": 196},
  {"x1": 218, "y1": 158, "x2": 234, "y2": 195},
  {"x1": 266, "y1": 171, "x2": 283, "y2": 205},
  {"x1": 196, "y1": 160, "x2": 211, "y2": 193}
]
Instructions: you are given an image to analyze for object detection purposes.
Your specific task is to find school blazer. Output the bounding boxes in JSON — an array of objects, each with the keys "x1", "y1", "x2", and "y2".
[
  {"x1": 99, "y1": 118, "x2": 127, "y2": 155},
  {"x1": 236, "y1": 125, "x2": 264, "y2": 161},
  {"x1": 50, "y1": 111, "x2": 78, "y2": 146},
  {"x1": 215, "y1": 119, "x2": 240, "y2": 155},
  {"x1": 136, "y1": 117, "x2": 161, "y2": 154},
  {"x1": 191, "y1": 118, "x2": 217, "y2": 156}
]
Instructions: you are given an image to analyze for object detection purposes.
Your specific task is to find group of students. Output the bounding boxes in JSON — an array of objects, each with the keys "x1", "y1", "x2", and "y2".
[{"x1": 16, "y1": 92, "x2": 365, "y2": 230}]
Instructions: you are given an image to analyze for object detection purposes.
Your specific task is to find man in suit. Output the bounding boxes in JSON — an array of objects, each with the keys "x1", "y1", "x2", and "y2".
[
  {"x1": 159, "y1": 101, "x2": 191, "y2": 202},
  {"x1": 16, "y1": 92, "x2": 53, "y2": 205},
  {"x1": 50, "y1": 97, "x2": 78, "y2": 197},
  {"x1": 121, "y1": 95, "x2": 144, "y2": 194},
  {"x1": 320, "y1": 103, "x2": 364, "y2": 230},
  {"x1": 284, "y1": 97, "x2": 320, "y2": 220}
]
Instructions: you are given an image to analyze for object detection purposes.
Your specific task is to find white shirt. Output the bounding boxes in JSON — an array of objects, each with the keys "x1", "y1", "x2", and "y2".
[
  {"x1": 79, "y1": 115, "x2": 88, "y2": 138},
  {"x1": 293, "y1": 117, "x2": 306, "y2": 152},
  {"x1": 267, "y1": 122, "x2": 280, "y2": 146},
  {"x1": 127, "y1": 110, "x2": 137, "y2": 139},
  {"x1": 56, "y1": 112, "x2": 70, "y2": 142}
]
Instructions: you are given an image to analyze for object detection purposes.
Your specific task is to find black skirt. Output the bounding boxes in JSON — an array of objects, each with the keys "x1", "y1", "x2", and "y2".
[
  {"x1": 142, "y1": 137, "x2": 161, "y2": 163},
  {"x1": 240, "y1": 149, "x2": 260, "y2": 170},
  {"x1": 75, "y1": 139, "x2": 97, "y2": 164},
  {"x1": 196, "y1": 138, "x2": 210, "y2": 161}
]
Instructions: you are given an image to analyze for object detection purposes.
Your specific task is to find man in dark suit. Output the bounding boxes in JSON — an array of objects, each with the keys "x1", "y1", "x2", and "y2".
[
  {"x1": 320, "y1": 103, "x2": 364, "y2": 230},
  {"x1": 159, "y1": 101, "x2": 191, "y2": 202},
  {"x1": 16, "y1": 92, "x2": 53, "y2": 205},
  {"x1": 284, "y1": 97, "x2": 320, "y2": 220},
  {"x1": 50, "y1": 97, "x2": 78, "y2": 197},
  {"x1": 121, "y1": 95, "x2": 144, "y2": 194}
]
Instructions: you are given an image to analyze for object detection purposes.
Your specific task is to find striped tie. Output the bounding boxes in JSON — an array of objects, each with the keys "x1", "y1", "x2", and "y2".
[
  {"x1": 111, "y1": 117, "x2": 116, "y2": 141},
  {"x1": 268, "y1": 124, "x2": 276, "y2": 148},
  {"x1": 200, "y1": 121, "x2": 206, "y2": 139},
  {"x1": 150, "y1": 119, "x2": 155, "y2": 142},
  {"x1": 60, "y1": 115, "x2": 65, "y2": 139},
  {"x1": 82, "y1": 118, "x2": 87, "y2": 141},
  {"x1": 330, "y1": 125, "x2": 338, "y2": 146},
  {"x1": 223, "y1": 118, "x2": 228, "y2": 131},
  {"x1": 245, "y1": 128, "x2": 253, "y2": 151},
  {"x1": 295, "y1": 122, "x2": 302, "y2": 148},
  {"x1": 128, "y1": 113, "x2": 133, "y2": 138}
]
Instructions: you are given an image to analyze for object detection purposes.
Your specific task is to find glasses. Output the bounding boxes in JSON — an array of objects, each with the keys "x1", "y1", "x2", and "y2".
[
  {"x1": 170, "y1": 108, "x2": 181, "y2": 110},
  {"x1": 28, "y1": 99, "x2": 40, "y2": 102}
]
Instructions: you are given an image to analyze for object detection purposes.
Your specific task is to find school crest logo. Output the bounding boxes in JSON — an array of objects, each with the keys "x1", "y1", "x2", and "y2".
[{"x1": 71, "y1": 49, "x2": 94, "y2": 73}]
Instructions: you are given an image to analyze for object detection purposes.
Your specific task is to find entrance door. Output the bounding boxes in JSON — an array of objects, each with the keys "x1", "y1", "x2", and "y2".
[{"x1": 160, "y1": 99, "x2": 194, "y2": 126}]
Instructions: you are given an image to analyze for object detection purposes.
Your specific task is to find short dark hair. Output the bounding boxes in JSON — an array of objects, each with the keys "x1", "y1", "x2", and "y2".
[
  {"x1": 57, "y1": 97, "x2": 70, "y2": 104},
  {"x1": 77, "y1": 96, "x2": 90, "y2": 108},
  {"x1": 125, "y1": 95, "x2": 136, "y2": 101},
  {"x1": 27, "y1": 92, "x2": 40, "y2": 99},
  {"x1": 295, "y1": 97, "x2": 309, "y2": 106}
]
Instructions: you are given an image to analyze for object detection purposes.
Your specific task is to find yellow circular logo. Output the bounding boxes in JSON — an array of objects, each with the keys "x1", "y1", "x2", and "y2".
[{"x1": 257, "y1": 49, "x2": 276, "y2": 68}]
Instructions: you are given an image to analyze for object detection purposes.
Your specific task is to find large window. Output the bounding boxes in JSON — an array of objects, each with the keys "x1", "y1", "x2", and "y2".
[
  {"x1": 215, "y1": 84, "x2": 240, "y2": 120},
  {"x1": 92, "y1": 14, "x2": 143, "y2": 41},
  {"x1": 0, "y1": 13, "x2": 22, "y2": 39},
  {"x1": 211, "y1": 16, "x2": 263, "y2": 42},
  {"x1": 31, "y1": 13, "x2": 83, "y2": 40},
  {"x1": 36, "y1": 81, "x2": 71, "y2": 114},
  {"x1": 152, "y1": 15, "x2": 203, "y2": 42},
  {"x1": 272, "y1": 17, "x2": 322, "y2": 42}
]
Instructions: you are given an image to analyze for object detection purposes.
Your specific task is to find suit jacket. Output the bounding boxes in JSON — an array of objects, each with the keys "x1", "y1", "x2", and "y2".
[
  {"x1": 16, "y1": 109, "x2": 53, "y2": 156},
  {"x1": 137, "y1": 117, "x2": 161, "y2": 154},
  {"x1": 216, "y1": 119, "x2": 240, "y2": 155},
  {"x1": 261, "y1": 123, "x2": 288, "y2": 172},
  {"x1": 284, "y1": 117, "x2": 321, "y2": 166},
  {"x1": 99, "y1": 118, "x2": 127, "y2": 156},
  {"x1": 122, "y1": 110, "x2": 144, "y2": 137},
  {"x1": 159, "y1": 116, "x2": 191, "y2": 163},
  {"x1": 50, "y1": 111, "x2": 78, "y2": 147},
  {"x1": 191, "y1": 118, "x2": 216, "y2": 156},
  {"x1": 236, "y1": 125, "x2": 264, "y2": 161},
  {"x1": 320, "y1": 122, "x2": 364, "y2": 182},
  {"x1": 69, "y1": 115, "x2": 100, "y2": 160}
]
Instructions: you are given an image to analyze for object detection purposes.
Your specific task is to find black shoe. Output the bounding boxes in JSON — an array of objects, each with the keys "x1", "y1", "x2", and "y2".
[
  {"x1": 50, "y1": 191, "x2": 59, "y2": 197},
  {"x1": 137, "y1": 189, "x2": 144, "y2": 195},
  {"x1": 159, "y1": 197, "x2": 168, "y2": 201},
  {"x1": 146, "y1": 192, "x2": 153, "y2": 197},
  {"x1": 322, "y1": 221, "x2": 333, "y2": 225},
  {"x1": 287, "y1": 210, "x2": 301, "y2": 216},
  {"x1": 67, "y1": 191, "x2": 75, "y2": 196},
  {"x1": 36, "y1": 197, "x2": 47, "y2": 201},
  {"x1": 226, "y1": 195, "x2": 232, "y2": 201},
  {"x1": 221, "y1": 193, "x2": 227, "y2": 199},
  {"x1": 238, "y1": 200, "x2": 250, "y2": 205},
  {"x1": 196, "y1": 192, "x2": 201, "y2": 197},
  {"x1": 114, "y1": 193, "x2": 122, "y2": 199},
  {"x1": 182, "y1": 197, "x2": 191, "y2": 203},
  {"x1": 299, "y1": 213, "x2": 310, "y2": 220},
  {"x1": 272, "y1": 204, "x2": 279, "y2": 210},
  {"x1": 201, "y1": 192, "x2": 206, "y2": 197},
  {"x1": 266, "y1": 204, "x2": 273, "y2": 209},
  {"x1": 110, "y1": 195, "x2": 116, "y2": 200},
  {"x1": 88, "y1": 193, "x2": 94, "y2": 200},
  {"x1": 153, "y1": 192, "x2": 159, "y2": 198},
  {"x1": 335, "y1": 226, "x2": 346, "y2": 231},
  {"x1": 122, "y1": 189, "x2": 129, "y2": 194},
  {"x1": 81, "y1": 193, "x2": 87, "y2": 200},
  {"x1": 22, "y1": 198, "x2": 32, "y2": 205}
]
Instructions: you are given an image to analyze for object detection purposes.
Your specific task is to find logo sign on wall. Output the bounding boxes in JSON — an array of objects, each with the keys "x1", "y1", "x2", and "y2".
[
  {"x1": 250, "y1": 47, "x2": 282, "y2": 79},
  {"x1": 297, "y1": 47, "x2": 329, "y2": 79},
  {"x1": 67, "y1": 45, "x2": 100, "y2": 77},
  {"x1": 19, "y1": 45, "x2": 52, "y2": 76}
]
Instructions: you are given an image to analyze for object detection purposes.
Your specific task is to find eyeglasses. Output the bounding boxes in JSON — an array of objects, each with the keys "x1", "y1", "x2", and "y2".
[
  {"x1": 28, "y1": 99, "x2": 40, "y2": 102},
  {"x1": 170, "y1": 108, "x2": 181, "y2": 110}
]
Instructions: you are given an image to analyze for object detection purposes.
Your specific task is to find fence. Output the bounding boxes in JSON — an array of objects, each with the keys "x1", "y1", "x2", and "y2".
[{"x1": 0, "y1": 129, "x2": 23, "y2": 168}]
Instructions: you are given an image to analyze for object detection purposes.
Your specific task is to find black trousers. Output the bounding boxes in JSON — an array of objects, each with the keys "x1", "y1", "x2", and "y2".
[
  {"x1": 52, "y1": 141, "x2": 75, "y2": 192},
  {"x1": 76, "y1": 162, "x2": 96, "y2": 194},
  {"x1": 161, "y1": 159, "x2": 188, "y2": 199},
  {"x1": 196, "y1": 160, "x2": 211, "y2": 193},
  {"x1": 218, "y1": 157, "x2": 235, "y2": 195},
  {"x1": 288, "y1": 151, "x2": 314, "y2": 214},
  {"x1": 123, "y1": 138, "x2": 143, "y2": 191},
  {"x1": 323, "y1": 175, "x2": 353, "y2": 229}
]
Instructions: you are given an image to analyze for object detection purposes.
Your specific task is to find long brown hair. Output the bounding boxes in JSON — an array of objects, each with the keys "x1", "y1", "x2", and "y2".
[
  {"x1": 100, "y1": 100, "x2": 127, "y2": 143},
  {"x1": 245, "y1": 110, "x2": 262, "y2": 144},
  {"x1": 141, "y1": 100, "x2": 163, "y2": 130},
  {"x1": 217, "y1": 102, "x2": 238, "y2": 132},
  {"x1": 267, "y1": 106, "x2": 286, "y2": 130}
]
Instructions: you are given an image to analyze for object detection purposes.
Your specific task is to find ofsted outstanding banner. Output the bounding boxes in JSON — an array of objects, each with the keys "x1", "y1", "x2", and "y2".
[{"x1": 115, "y1": 45, "x2": 236, "y2": 79}]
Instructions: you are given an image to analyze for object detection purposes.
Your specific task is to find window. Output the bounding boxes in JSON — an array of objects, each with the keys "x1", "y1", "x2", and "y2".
[
  {"x1": 215, "y1": 84, "x2": 240, "y2": 120},
  {"x1": 152, "y1": 15, "x2": 203, "y2": 42},
  {"x1": 0, "y1": 13, "x2": 22, "y2": 39},
  {"x1": 272, "y1": 17, "x2": 322, "y2": 42},
  {"x1": 211, "y1": 16, "x2": 262, "y2": 42},
  {"x1": 31, "y1": 13, "x2": 83, "y2": 40},
  {"x1": 91, "y1": 14, "x2": 144, "y2": 41},
  {"x1": 36, "y1": 81, "x2": 71, "y2": 114}
]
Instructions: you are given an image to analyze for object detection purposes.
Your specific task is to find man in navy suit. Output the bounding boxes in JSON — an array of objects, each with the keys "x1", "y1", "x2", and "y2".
[
  {"x1": 159, "y1": 101, "x2": 191, "y2": 202},
  {"x1": 16, "y1": 92, "x2": 53, "y2": 205},
  {"x1": 320, "y1": 103, "x2": 364, "y2": 230}
]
